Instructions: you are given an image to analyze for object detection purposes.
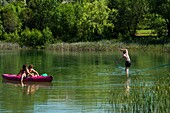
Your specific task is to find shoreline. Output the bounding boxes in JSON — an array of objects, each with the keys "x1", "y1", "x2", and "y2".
[{"x1": 0, "y1": 41, "x2": 169, "y2": 52}]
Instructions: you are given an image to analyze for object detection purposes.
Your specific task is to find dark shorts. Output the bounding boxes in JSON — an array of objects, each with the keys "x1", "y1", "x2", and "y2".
[{"x1": 125, "y1": 61, "x2": 131, "y2": 67}]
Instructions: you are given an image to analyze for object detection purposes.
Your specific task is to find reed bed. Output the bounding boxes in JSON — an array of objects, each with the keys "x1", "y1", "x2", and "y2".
[
  {"x1": 46, "y1": 41, "x2": 118, "y2": 51},
  {"x1": 0, "y1": 42, "x2": 21, "y2": 50},
  {"x1": 0, "y1": 41, "x2": 169, "y2": 52},
  {"x1": 106, "y1": 75, "x2": 170, "y2": 113},
  {"x1": 46, "y1": 41, "x2": 170, "y2": 52},
  {"x1": 108, "y1": 87, "x2": 169, "y2": 113}
]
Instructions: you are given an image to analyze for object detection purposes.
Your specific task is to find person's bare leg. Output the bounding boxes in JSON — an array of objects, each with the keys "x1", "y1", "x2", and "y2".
[
  {"x1": 21, "y1": 74, "x2": 26, "y2": 87},
  {"x1": 21, "y1": 75, "x2": 24, "y2": 87},
  {"x1": 125, "y1": 67, "x2": 129, "y2": 78}
]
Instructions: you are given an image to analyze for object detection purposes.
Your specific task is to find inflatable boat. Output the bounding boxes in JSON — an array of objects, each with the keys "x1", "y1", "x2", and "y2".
[{"x1": 2, "y1": 74, "x2": 53, "y2": 82}]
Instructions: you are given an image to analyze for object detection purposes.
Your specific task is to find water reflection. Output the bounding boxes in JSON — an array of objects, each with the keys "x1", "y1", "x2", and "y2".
[
  {"x1": 2, "y1": 80, "x2": 52, "y2": 95},
  {"x1": 125, "y1": 77, "x2": 131, "y2": 96}
]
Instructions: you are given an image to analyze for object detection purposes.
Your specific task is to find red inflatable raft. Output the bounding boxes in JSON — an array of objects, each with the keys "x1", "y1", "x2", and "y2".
[{"x1": 2, "y1": 74, "x2": 53, "y2": 82}]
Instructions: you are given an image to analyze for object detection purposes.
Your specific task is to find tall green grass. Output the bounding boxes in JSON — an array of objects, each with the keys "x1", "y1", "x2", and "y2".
[
  {"x1": 106, "y1": 74, "x2": 170, "y2": 113},
  {"x1": 46, "y1": 41, "x2": 170, "y2": 52},
  {"x1": 0, "y1": 41, "x2": 169, "y2": 52}
]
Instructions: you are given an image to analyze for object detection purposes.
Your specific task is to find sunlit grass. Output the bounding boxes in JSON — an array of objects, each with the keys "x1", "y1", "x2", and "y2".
[{"x1": 136, "y1": 30, "x2": 157, "y2": 36}]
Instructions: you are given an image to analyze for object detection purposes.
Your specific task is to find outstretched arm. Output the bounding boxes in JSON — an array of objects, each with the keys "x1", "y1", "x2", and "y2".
[
  {"x1": 120, "y1": 49, "x2": 127, "y2": 51},
  {"x1": 26, "y1": 69, "x2": 34, "y2": 76},
  {"x1": 32, "y1": 69, "x2": 39, "y2": 76},
  {"x1": 120, "y1": 49, "x2": 128, "y2": 53}
]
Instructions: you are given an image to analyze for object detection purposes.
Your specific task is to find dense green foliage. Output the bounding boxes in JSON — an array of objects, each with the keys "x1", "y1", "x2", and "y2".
[{"x1": 0, "y1": 0, "x2": 170, "y2": 48}]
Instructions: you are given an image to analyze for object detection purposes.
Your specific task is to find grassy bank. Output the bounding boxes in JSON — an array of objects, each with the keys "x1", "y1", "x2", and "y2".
[{"x1": 46, "y1": 41, "x2": 170, "y2": 52}]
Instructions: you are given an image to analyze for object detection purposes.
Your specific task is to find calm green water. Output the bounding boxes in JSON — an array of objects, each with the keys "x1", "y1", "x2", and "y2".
[{"x1": 0, "y1": 50, "x2": 169, "y2": 113}]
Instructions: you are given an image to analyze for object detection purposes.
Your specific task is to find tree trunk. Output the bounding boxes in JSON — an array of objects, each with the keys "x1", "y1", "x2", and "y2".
[{"x1": 167, "y1": 21, "x2": 170, "y2": 37}]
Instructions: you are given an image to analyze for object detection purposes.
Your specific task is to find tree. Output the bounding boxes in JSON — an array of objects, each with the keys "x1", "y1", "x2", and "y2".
[
  {"x1": 19, "y1": 7, "x2": 33, "y2": 29},
  {"x1": 28, "y1": 0, "x2": 58, "y2": 30},
  {"x1": 108, "y1": 0, "x2": 149, "y2": 41},
  {"x1": 77, "y1": 0, "x2": 114, "y2": 41},
  {"x1": 148, "y1": 0, "x2": 170, "y2": 37},
  {"x1": 51, "y1": 2, "x2": 77, "y2": 42},
  {"x1": 1, "y1": 3, "x2": 22, "y2": 33},
  {"x1": 20, "y1": 28, "x2": 43, "y2": 48},
  {"x1": 42, "y1": 27, "x2": 54, "y2": 45}
]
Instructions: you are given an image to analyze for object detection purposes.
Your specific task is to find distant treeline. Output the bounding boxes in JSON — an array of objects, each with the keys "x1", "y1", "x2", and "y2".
[{"x1": 0, "y1": 0, "x2": 170, "y2": 48}]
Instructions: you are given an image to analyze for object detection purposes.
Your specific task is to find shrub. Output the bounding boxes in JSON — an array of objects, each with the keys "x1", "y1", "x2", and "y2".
[
  {"x1": 42, "y1": 27, "x2": 54, "y2": 46},
  {"x1": 3, "y1": 31, "x2": 20, "y2": 42},
  {"x1": 20, "y1": 28, "x2": 43, "y2": 48}
]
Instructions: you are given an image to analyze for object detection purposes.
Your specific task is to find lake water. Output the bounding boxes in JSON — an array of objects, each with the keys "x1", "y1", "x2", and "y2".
[{"x1": 0, "y1": 50, "x2": 169, "y2": 113}]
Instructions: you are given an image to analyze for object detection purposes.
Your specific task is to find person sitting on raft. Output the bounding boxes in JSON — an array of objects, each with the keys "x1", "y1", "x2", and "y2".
[
  {"x1": 17, "y1": 64, "x2": 34, "y2": 83},
  {"x1": 28, "y1": 64, "x2": 39, "y2": 77}
]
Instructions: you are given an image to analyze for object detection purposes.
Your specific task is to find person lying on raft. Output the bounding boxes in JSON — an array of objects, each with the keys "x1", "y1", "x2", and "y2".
[{"x1": 28, "y1": 64, "x2": 39, "y2": 77}]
